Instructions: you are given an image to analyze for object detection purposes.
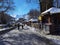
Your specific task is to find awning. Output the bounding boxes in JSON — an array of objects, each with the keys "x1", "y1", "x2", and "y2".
[{"x1": 41, "y1": 7, "x2": 60, "y2": 14}]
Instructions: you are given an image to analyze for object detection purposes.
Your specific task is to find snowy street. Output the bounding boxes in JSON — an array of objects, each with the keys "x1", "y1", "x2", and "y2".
[
  {"x1": 0, "y1": 0, "x2": 60, "y2": 45},
  {"x1": 0, "y1": 25, "x2": 58, "y2": 45}
]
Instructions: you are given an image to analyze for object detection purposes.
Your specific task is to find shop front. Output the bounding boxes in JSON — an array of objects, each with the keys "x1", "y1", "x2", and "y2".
[{"x1": 41, "y1": 7, "x2": 60, "y2": 34}]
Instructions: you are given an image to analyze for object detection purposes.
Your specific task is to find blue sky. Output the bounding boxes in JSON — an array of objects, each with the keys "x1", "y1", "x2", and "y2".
[{"x1": 10, "y1": 0, "x2": 40, "y2": 18}]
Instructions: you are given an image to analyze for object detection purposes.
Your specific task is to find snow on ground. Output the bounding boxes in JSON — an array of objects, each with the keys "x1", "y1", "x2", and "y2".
[
  {"x1": 23, "y1": 25, "x2": 60, "y2": 45},
  {"x1": 35, "y1": 29, "x2": 60, "y2": 45},
  {"x1": 42, "y1": 34, "x2": 60, "y2": 45},
  {"x1": 0, "y1": 25, "x2": 58, "y2": 45},
  {"x1": 0, "y1": 30, "x2": 46, "y2": 45}
]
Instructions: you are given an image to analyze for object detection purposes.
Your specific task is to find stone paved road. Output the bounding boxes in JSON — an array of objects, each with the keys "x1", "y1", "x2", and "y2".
[{"x1": 0, "y1": 27, "x2": 58, "y2": 45}]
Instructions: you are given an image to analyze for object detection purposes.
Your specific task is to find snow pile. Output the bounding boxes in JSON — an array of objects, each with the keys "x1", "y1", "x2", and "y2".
[{"x1": 24, "y1": 24, "x2": 30, "y2": 30}]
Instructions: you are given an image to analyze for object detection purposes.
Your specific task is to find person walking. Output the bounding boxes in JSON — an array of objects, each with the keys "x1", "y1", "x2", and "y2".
[{"x1": 17, "y1": 22, "x2": 20, "y2": 30}]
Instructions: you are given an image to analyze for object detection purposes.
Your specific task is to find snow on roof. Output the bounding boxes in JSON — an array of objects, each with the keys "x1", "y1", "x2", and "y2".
[
  {"x1": 29, "y1": 18, "x2": 38, "y2": 22},
  {"x1": 41, "y1": 7, "x2": 60, "y2": 14}
]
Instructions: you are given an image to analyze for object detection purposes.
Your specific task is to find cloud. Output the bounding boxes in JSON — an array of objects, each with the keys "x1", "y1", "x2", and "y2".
[
  {"x1": 13, "y1": 15, "x2": 17, "y2": 18},
  {"x1": 11, "y1": 14, "x2": 17, "y2": 18}
]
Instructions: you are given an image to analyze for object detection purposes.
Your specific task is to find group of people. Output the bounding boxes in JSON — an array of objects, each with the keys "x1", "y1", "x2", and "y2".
[{"x1": 17, "y1": 22, "x2": 24, "y2": 30}]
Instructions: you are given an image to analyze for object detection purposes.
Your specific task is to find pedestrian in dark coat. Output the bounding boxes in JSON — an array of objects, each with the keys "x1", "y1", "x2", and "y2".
[
  {"x1": 22, "y1": 25, "x2": 24, "y2": 29},
  {"x1": 17, "y1": 23, "x2": 20, "y2": 30}
]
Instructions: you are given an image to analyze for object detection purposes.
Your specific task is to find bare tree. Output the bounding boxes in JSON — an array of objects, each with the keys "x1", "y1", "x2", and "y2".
[
  {"x1": 26, "y1": 0, "x2": 53, "y2": 12},
  {"x1": 0, "y1": 0, "x2": 15, "y2": 13},
  {"x1": 53, "y1": 0, "x2": 60, "y2": 8},
  {"x1": 39, "y1": 0, "x2": 53, "y2": 12},
  {"x1": 0, "y1": 0, "x2": 15, "y2": 24},
  {"x1": 28, "y1": 9, "x2": 40, "y2": 19}
]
